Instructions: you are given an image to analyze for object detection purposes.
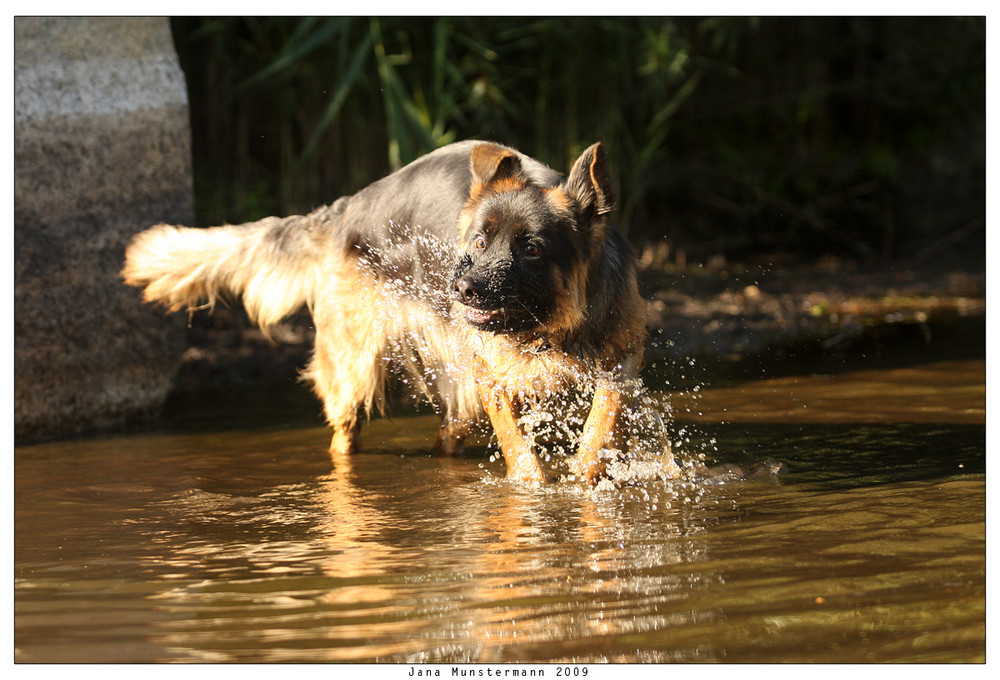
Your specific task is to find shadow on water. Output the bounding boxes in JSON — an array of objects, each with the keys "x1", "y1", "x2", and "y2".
[
  {"x1": 651, "y1": 312, "x2": 986, "y2": 491},
  {"x1": 687, "y1": 421, "x2": 985, "y2": 490}
]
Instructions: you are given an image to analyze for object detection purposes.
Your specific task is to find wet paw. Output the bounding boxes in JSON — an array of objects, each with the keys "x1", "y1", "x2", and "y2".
[{"x1": 505, "y1": 467, "x2": 553, "y2": 485}]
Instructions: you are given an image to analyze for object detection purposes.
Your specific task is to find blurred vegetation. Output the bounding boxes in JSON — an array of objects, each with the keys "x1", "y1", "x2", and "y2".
[{"x1": 171, "y1": 16, "x2": 984, "y2": 269}]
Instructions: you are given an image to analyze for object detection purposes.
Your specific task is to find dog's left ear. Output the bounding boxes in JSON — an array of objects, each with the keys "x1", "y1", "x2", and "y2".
[{"x1": 565, "y1": 143, "x2": 615, "y2": 219}]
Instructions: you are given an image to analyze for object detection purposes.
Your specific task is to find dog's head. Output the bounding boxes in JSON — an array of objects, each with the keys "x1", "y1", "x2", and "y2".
[{"x1": 451, "y1": 142, "x2": 615, "y2": 335}]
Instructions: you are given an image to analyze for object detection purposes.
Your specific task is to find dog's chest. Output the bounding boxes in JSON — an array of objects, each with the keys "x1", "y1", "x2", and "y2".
[{"x1": 470, "y1": 331, "x2": 590, "y2": 397}]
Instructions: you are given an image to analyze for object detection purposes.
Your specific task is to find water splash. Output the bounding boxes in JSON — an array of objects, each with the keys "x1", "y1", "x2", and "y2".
[{"x1": 357, "y1": 222, "x2": 723, "y2": 499}]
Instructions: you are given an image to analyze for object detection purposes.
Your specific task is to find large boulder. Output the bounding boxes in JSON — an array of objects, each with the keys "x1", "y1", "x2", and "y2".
[{"x1": 15, "y1": 17, "x2": 191, "y2": 441}]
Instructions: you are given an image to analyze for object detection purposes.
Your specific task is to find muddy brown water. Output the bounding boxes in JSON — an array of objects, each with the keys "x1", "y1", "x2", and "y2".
[{"x1": 14, "y1": 320, "x2": 985, "y2": 664}]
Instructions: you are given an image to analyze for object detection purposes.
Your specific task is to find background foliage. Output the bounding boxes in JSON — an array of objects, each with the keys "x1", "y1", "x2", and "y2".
[{"x1": 171, "y1": 16, "x2": 985, "y2": 269}]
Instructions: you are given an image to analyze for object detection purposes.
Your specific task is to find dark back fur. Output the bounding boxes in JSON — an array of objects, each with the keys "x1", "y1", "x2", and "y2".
[{"x1": 309, "y1": 142, "x2": 565, "y2": 307}]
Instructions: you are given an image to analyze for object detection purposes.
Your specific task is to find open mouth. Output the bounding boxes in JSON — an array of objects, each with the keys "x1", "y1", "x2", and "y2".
[
  {"x1": 463, "y1": 305, "x2": 505, "y2": 325},
  {"x1": 456, "y1": 301, "x2": 541, "y2": 334}
]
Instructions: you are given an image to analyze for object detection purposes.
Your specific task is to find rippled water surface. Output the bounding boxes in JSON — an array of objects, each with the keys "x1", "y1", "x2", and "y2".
[{"x1": 15, "y1": 333, "x2": 985, "y2": 664}]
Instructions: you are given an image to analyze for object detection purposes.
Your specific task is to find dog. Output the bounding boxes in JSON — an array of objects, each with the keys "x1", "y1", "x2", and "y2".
[{"x1": 122, "y1": 141, "x2": 648, "y2": 485}]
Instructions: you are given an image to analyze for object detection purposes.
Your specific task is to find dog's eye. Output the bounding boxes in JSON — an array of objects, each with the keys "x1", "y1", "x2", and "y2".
[
  {"x1": 523, "y1": 243, "x2": 541, "y2": 257},
  {"x1": 474, "y1": 235, "x2": 487, "y2": 250}
]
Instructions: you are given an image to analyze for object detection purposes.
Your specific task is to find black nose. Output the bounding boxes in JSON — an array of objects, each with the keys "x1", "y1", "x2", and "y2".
[{"x1": 453, "y1": 275, "x2": 481, "y2": 304}]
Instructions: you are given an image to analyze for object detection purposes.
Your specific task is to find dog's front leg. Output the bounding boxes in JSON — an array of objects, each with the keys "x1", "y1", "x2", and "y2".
[
  {"x1": 573, "y1": 384, "x2": 629, "y2": 486},
  {"x1": 477, "y1": 383, "x2": 551, "y2": 484}
]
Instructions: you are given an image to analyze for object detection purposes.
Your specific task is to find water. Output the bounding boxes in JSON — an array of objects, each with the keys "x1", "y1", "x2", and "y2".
[{"x1": 14, "y1": 325, "x2": 985, "y2": 664}]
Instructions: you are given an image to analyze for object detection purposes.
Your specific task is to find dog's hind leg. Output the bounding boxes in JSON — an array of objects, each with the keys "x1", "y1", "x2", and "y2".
[
  {"x1": 434, "y1": 418, "x2": 471, "y2": 455},
  {"x1": 434, "y1": 369, "x2": 481, "y2": 456},
  {"x1": 400, "y1": 319, "x2": 482, "y2": 456},
  {"x1": 434, "y1": 394, "x2": 480, "y2": 456},
  {"x1": 307, "y1": 280, "x2": 387, "y2": 458}
]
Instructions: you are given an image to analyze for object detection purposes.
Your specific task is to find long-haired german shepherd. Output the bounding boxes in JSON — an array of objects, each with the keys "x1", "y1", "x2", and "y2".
[{"x1": 123, "y1": 141, "x2": 648, "y2": 485}]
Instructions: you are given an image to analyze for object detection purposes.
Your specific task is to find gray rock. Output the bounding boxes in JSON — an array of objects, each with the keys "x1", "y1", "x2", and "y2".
[{"x1": 15, "y1": 17, "x2": 191, "y2": 441}]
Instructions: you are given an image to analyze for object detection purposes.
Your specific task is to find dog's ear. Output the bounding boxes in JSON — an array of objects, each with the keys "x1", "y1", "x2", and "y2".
[
  {"x1": 565, "y1": 143, "x2": 615, "y2": 219},
  {"x1": 470, "y1": 143, "x2": 523, "y2": 186}
]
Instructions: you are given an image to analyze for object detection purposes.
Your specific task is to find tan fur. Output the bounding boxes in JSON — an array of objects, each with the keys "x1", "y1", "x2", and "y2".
[
  {"x1": 476, "y1": 373, "x2": 551, "y2": 483},
  {"x1": 123, "y1": 142, "x2": 650, "y2": 487},
  {"x1": 306, "y1": 263, "x2": 386, "y2": 448},
  {"x1": 543, "y1": 186, "x2": 574, "y2": 212},
  {"x1": 122, "y1": 218, "x2": 321, "y2": 329},
  {"x1": 546, "y1": 260, "x2": 588, "y2": 335}
]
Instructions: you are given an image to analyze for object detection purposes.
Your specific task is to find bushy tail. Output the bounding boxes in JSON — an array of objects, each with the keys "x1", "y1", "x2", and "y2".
[{"x1": 122, "y1": 214, "x2": 325, "y2": 328}]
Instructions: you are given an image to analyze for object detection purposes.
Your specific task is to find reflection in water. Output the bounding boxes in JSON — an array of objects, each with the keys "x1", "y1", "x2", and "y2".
[
  {"x1": 462, "y1": 484, "x2": 716, "y2": 663},
  {"x1": 14, "y1": 358, "x2": 985, "y2": 663}
]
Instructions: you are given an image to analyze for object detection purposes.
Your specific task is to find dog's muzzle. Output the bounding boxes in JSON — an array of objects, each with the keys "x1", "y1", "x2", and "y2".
[{"x1": 452, "y1": 274, "x2": 509, "y2": 327}]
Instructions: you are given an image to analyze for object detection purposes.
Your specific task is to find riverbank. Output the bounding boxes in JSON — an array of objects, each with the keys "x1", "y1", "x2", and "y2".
[{"x1": 168, "y1": 262, "x2": 985, "y2": 395}]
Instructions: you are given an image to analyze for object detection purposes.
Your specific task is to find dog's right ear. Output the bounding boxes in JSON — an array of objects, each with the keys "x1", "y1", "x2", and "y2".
[{"x1": 470, "y1": 143, "x2": 523, "y2": 186}]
